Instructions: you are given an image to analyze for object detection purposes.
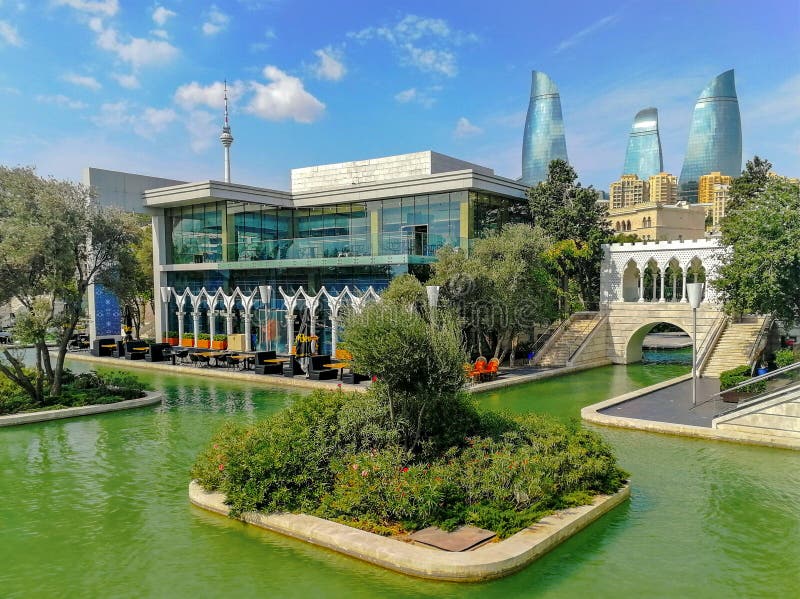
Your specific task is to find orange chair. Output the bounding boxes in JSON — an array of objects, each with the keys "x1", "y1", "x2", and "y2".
[
  {"x1": 335, "y1": 348, "x2": 353, "y2": 361},
  {"x1": 484, "y1": 358, "x2": 499, "y2": 381},
  {"x1": 470, "y1": 357, "x2": 487, "y2": 382}
]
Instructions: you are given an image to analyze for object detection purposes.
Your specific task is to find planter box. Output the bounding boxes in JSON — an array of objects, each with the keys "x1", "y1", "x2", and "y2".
[
  {"x1": 197, "y1": 339, "x2": 211, "y2": 349},
  {"x1": 211, "y1": 340, "x2": 227, "y2": 350},
  {"x1": 166, "y1": 337, "x2": 179, "y2": 346},
  {"x1": 181, "y1": 339, "x2": 194, "y2": 347}
]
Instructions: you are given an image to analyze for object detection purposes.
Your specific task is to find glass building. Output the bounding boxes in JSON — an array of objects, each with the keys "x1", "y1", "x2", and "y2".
[
  {"x1": 678, "y1": 70, "x2": 742, "y2": 202},
  {"x1": 142, "y1": 151, "x2": 529, "y2": 353},
  {"x1": 622, "y1": 107, "x2": 663, "y2": 181},
  {"x1": 521, "y1": 71, "x2": 569, "y2": 186}
]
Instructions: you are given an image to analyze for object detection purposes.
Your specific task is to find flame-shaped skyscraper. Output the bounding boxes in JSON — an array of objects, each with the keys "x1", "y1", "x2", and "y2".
[
  {"x1": 521, "y1": 71, "x2": 569, "y2": 186},
  {"x1": 622, "y1": 107, "x2": 663, "y2": 180},
  {"x1": 678, "y1": 70, "x2": 742, "y2": 202}
]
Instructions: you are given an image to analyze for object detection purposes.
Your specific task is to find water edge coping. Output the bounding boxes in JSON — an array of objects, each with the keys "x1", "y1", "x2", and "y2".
[
  {"x1": 0, "y1": 391, "x2": 163, "y2": 427},
  {"x1": 188, "y1": 479, "x2": 630, "y2": 582},
  {"x1": 581, "y1": 375, "x2": 800, "y2": 451}
]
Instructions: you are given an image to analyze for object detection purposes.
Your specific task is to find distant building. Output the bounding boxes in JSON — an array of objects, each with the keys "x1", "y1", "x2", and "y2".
[
  {"x1": 622, "y1": 107, "x2": 663, "y2": 181},
  {"x1": 678, "y1": 69, "x2": 742, "y2": 202},
  {"x1": 521, "y1": 71, "x2": 569, "y2": 186},
  {"x1": 610, "y1": 202, "x2": 706, "y2": 241},
  {"x1": 649, "y1": 172, "x2": 678, "y2": 205},
  {"x1": 698, "y1": 171, "x2": 733, "y2": 205},
  {"x1": 712, "y1": 182, "x2": 730, "y2": 228},
  {"x1": 610, "y1": 174, "x2": 649, "y2": 210}
]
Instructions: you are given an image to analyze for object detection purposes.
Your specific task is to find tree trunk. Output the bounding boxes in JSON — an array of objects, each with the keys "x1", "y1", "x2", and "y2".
[{"x1": 0, "y1": 350, "x2": 42, "y2": 404}]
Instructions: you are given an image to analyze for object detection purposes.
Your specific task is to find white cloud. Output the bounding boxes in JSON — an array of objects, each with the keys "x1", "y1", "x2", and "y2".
[
  {"x1": 349, "y1": 14, "x2": 476, "y2": 78},
  {"x1": 62, "y1": 72, "x2": 101, "y2": 90},
  {"x1": 91, "y1": 101, "x2": 176, "y2": 139},
  {"x1": 134, "y1": 107, "x2": 177, "y2": 138},
  {"x1": 152, "y1": 5, "x2": 176, "y2": 26},
  {"x1": 184, "y1": 109, "x2": 217, "y2": 152},
  {"x1": 151, "y1": 28, "x2": 169, "y2": 39},
  {"x1": 95, "y1": 24, "x2": 179, "y2": 69},
  {"x1": 35, "y1": 94, "x2": 87, "y2": 109},
  {"x1": 312, "y1": 46, "x2": 346, "y2": 81},
  {"x1": 202, "y1": 6, "x2": 229, "y2": 36},
  {"x1": 91, "y1": 101, "x2": 133, "y2": 128},
  {"x1": 174, "y1": 80, "x2": 246, "y2": 110},
  {"x1": 246, "y1": 65, "x2": 325, "y2": 123},
  {"x1": 555, "y1": 14, "x2": 618, "y2": 54},
  {"x1": 453, "y1": 117, "x2": 482, "y2": 138},
  {"x1": 250, "y1": 28, "x2": 276, "y2": 52},
  {"x1": 53, "y1": 0, "x2": 118, "y2": 16},
  {"x1": 0, "y1": 20, "x2": 22, "y2": 47},
  {"x1": 112, "y1": 73, "x2": 140, "y2": 89},
  {"x1": 394, "y1": 86, "x2": 438, "y2": 108}
]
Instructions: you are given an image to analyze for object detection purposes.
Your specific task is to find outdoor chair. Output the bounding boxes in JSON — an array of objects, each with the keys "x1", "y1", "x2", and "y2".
[
  {"x1": 174, "y1": 349, "x2": 189, "y2": 364},
  {"x1": 253, "y1": 351, "x2": 282, "y2": 375},
  {"x1": 188, "y1": 353, "x2": 200, "y2": 367},
  {"x1": 483, "y1": 358, "x2": 500, "y2": 381},
  {"x1": 225, "y1": 355, "x2": 243, "y2": 370},
  {"x1": 309, "y1": 354, "x2": 337, "y2": 381}
]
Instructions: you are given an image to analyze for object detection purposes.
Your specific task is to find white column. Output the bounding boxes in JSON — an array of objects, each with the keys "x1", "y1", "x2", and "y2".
[
  {"x1": 243, "y1": 311, "x2": 252, "y2": 352},
  {"x1": 192, "y1": 311, "x2": 201, "y2": 346},
  {"x1": 286, "y1": 313, "x2": 294, "y2": 354},
  {"x1": 638, "y1": 270, "x2": 644, "y2": 303},
  {"x1": 225, "y1": 312, "x2": 234, "y2": 336},
  {"x1": 177, "y1": 311, "x2": 185, "y2": 345},
  {"x1": 330, "y1": 316, "x2": 338, "y2": 356},
  {"x1": 672, "y1": 273, "x2": 677, "y2": 302},
  {"x1": 659, "y1": 267, "x2": 666, "y2": 303},
  {"x1": 682, "y1": 271, "x2": 688, "y2": 302},
  {"x1": 651, "y1": 269, "x2": 657, "y2": 303},
  {"x1": 208, "y1": 312, "x2": 216, "y2": 345}
]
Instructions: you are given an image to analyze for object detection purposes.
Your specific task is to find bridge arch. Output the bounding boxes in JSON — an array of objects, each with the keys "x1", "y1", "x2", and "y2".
[{"x1": 625, "y1": 320, "x2": 693, "y2": 363}]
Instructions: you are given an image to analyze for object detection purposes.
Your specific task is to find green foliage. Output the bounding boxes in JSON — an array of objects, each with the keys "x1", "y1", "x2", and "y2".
[
  {"x1": 719, "y1": 365, "x2": 766, "y2": 393},
  {"x1": 197, "y1": 333, "x2": 211, "y2": 340},
  {"x1": 431, "y1": 224, "x2": 559, "y2": 362},
  {"x1": 192, "y1": 394, "x2": 627, "y2": 539},
  {"x1": 774, "y1": 348, "x2": 798, "y2": 369},
  {"x1": 213, "y1": 334, "x2": 228, "y2": 341},
  {"x1": 381, "y1": 273, "x2": 427, "y2": 310},
  {"x1": 167, "y1": 331, "x2": 179, "y2": 338},
  {"x1": 182, "y1": 332, "x2": 194, "y2": 340},
  {"x1": 713, "y1": 163, "x2": 800, "y2": 325},
  {"x1": 527, "y1": 159, "x2": 612, "y2": 309}
]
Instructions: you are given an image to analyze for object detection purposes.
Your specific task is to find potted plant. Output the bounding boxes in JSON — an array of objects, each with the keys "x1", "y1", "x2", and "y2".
[
  {"x1": 719, "y1": 365, "x2": 767, "y2": 403},
  {"x1": 166, "y1": 331, "x2": 179, "y2": 346},
  {"x1": 181, "y1": 333, "x2": 194, "y2": 347},
  {"x1": 212, "y1": 333, "x2": 228, "y2": 350},
  {"x1": 197, "y1": 333, "x2": 211, "y2": 349}
]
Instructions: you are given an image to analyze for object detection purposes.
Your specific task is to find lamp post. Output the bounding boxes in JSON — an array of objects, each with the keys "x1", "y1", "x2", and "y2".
[
  {"x1": 426, "y1": 285, "x2": 440, "y2": 312},
  {"x1": 686, "y1": 282, "x2": 705, "y2": 407},
  {"x1": 258, "y1": 285, "x2": 272, "y2": 351},
  {"x1": 159, "y1": 286, "x2": 172, "y2": 343}
]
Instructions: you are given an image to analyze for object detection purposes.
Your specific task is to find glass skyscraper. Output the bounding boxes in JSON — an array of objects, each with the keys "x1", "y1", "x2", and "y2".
[
  {"x1": 678, "y1": 69, "x2": 742, "y2": 202},
  {"x1": 622, "y1": 107, "x2": 663, "y2": 181},
  {"x1": 521, "y1": 71, "x2": 568, "y2": 186}
]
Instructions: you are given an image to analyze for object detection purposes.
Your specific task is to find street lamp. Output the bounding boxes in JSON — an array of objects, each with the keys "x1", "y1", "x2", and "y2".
[
  {"x1": 258, "y1": 284, "x2": 272, "y2": 351},
  {"x1": 686, "y1": 282, "x2": 705, "y2": 407},
  {"x1": 159, "y1": 286, "x2": 173, "y2": 342}
]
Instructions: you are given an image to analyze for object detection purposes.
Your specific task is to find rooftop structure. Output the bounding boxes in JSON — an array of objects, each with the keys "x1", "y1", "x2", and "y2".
[
  {"x1": 521, "y1": 71, "x2": 569, "y2": 186},
  {"x1": 678, "y1": 70, "x2": 742, "y2": 202},
  {"x1": 622, "y1": 107, "x2": 664, "y2": 181}
]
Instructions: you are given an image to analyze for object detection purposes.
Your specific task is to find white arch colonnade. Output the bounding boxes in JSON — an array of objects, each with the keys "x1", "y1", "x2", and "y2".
[{"x1": 159, "y1": 285, "x2": 380, "y2": 354}]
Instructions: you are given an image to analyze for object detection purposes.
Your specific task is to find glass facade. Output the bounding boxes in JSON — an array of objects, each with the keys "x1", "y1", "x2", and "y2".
[
  {"x1": 521, "y1": 71, "x2": 569, "y2": 186},
  {"x1": 678, "y1": 70, "x2": 742, "y2": 202},
  {"x1": 165, "y1": 190, "x2": 527, "y2": 266},
  {"x1": 622, "y1": 107, "x2": 663, "y2": 181}
]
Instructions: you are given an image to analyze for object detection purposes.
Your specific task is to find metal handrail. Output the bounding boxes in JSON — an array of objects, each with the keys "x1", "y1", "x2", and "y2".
[
  {"x1": 696, "y1": 313, "x2": 729, "y2": 372},
  {"x1": 693, "y1": 361, "x2": 800, "y2": 412},
  {"x1": 529, "y1": 318, "x2": 569, "y2": 365},
  {"x1": 745, "y1": 314, "x2": 773, "y2": 372},
  {"x1": 567, "y1": 313, "x2": 606, "y2": 364},
  {"x1": 711, "y1": 363, "x2": 800, "y2": 418}
]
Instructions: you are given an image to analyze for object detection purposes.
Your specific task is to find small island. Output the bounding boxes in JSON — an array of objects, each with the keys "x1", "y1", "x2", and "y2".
[{"x1": 190, "y1": 299, "x2": 629, "y2": 580}]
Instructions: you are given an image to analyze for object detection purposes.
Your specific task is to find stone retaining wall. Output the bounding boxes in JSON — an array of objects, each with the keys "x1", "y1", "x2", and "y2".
[{"x1": 0, "y1": 391, "x2": 163, "y2": 427}]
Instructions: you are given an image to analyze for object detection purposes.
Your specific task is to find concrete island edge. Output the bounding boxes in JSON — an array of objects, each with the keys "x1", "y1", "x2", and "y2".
[{"x1": 188, "y1": 479, "x2": 630, "y2": 582}]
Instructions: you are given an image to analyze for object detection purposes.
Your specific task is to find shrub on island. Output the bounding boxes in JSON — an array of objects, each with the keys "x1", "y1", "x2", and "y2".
[
  {"x1": 191, "y1": 302, "x2": 627, "y2": 538},
  {"x1": 0, "y1": 369, "x2": 148, "y2": 415}
]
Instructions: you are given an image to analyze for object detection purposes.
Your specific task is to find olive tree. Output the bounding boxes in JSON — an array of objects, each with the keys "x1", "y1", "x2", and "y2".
[{"x1": 0, "y1": 166, "x2": 140, "y2": 402}]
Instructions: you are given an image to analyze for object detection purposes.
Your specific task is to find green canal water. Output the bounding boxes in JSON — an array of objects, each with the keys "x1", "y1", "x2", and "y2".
[{"x1": 2, "y1": 362, "x2": 799, "y2": 598}]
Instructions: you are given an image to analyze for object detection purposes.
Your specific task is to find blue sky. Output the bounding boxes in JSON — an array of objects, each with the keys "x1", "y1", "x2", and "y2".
[{"x1": 1, "y1": 0, "x2": 798, "y2": 191}]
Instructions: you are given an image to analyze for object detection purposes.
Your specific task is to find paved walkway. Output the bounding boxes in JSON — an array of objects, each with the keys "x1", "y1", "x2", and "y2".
[{"x1": 598, "y1": 377, "x2": 721, "y2": 427}]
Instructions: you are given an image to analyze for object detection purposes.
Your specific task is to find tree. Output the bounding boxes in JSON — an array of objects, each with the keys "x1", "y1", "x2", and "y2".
[
  {"x1": 527, "y1": 159, "x2": 612, "y2": 311},
  {"x1": 98, "y1": 217, "x2": 153, "y2": 339},
  {"x1": 0, "y1": 167, "x2": 140, "y2": 402},
  {"x1": 713, "y1": 174, "x2": 800, "y2": 324},
  {"x1": 380, "y1": 273, "x2": 427, "y2": 311},
  {"x1": 431, "y1": 224, "x2": 559, "y2": 363},
  {"x1": 727, "y1": 155, "x2": 772, "y2": 211}
]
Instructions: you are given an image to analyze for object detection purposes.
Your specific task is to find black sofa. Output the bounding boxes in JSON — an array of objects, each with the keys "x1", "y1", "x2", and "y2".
[
  {"x1": 253, "y1": 351, "x2": 282, "y2": 375},
  {"x1": 91, "y1": 338, "x2": 117, "y2": 357},
  {"x1": 342, "y1": 372, "x2": 370, "y2": 385},
  {"x1": 282, "y1": 356, "x2": 305, "y2": 377},
  {"x1": 308, "y1": 354, "x2": 337, "y2": 381},
  {"x1": 124, "y1": 340, "x2": 150, "y2": 360},
  {"x1": 146, "y1": 343, "x2": 173, "y2": 363}
]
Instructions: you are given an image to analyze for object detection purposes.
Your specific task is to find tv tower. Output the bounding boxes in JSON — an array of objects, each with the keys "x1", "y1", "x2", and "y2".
[{"x1": 220, "y1": 80, "x2": 234, "y2": 183}]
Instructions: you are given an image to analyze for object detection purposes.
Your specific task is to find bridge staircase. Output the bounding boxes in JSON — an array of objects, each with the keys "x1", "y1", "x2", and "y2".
[
  {"x1": 701, "y1": 315, "x2": 772, "y2": 378},
  {"x1": 534, "y1": 312, "x2": 603, "y2": 368}
]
